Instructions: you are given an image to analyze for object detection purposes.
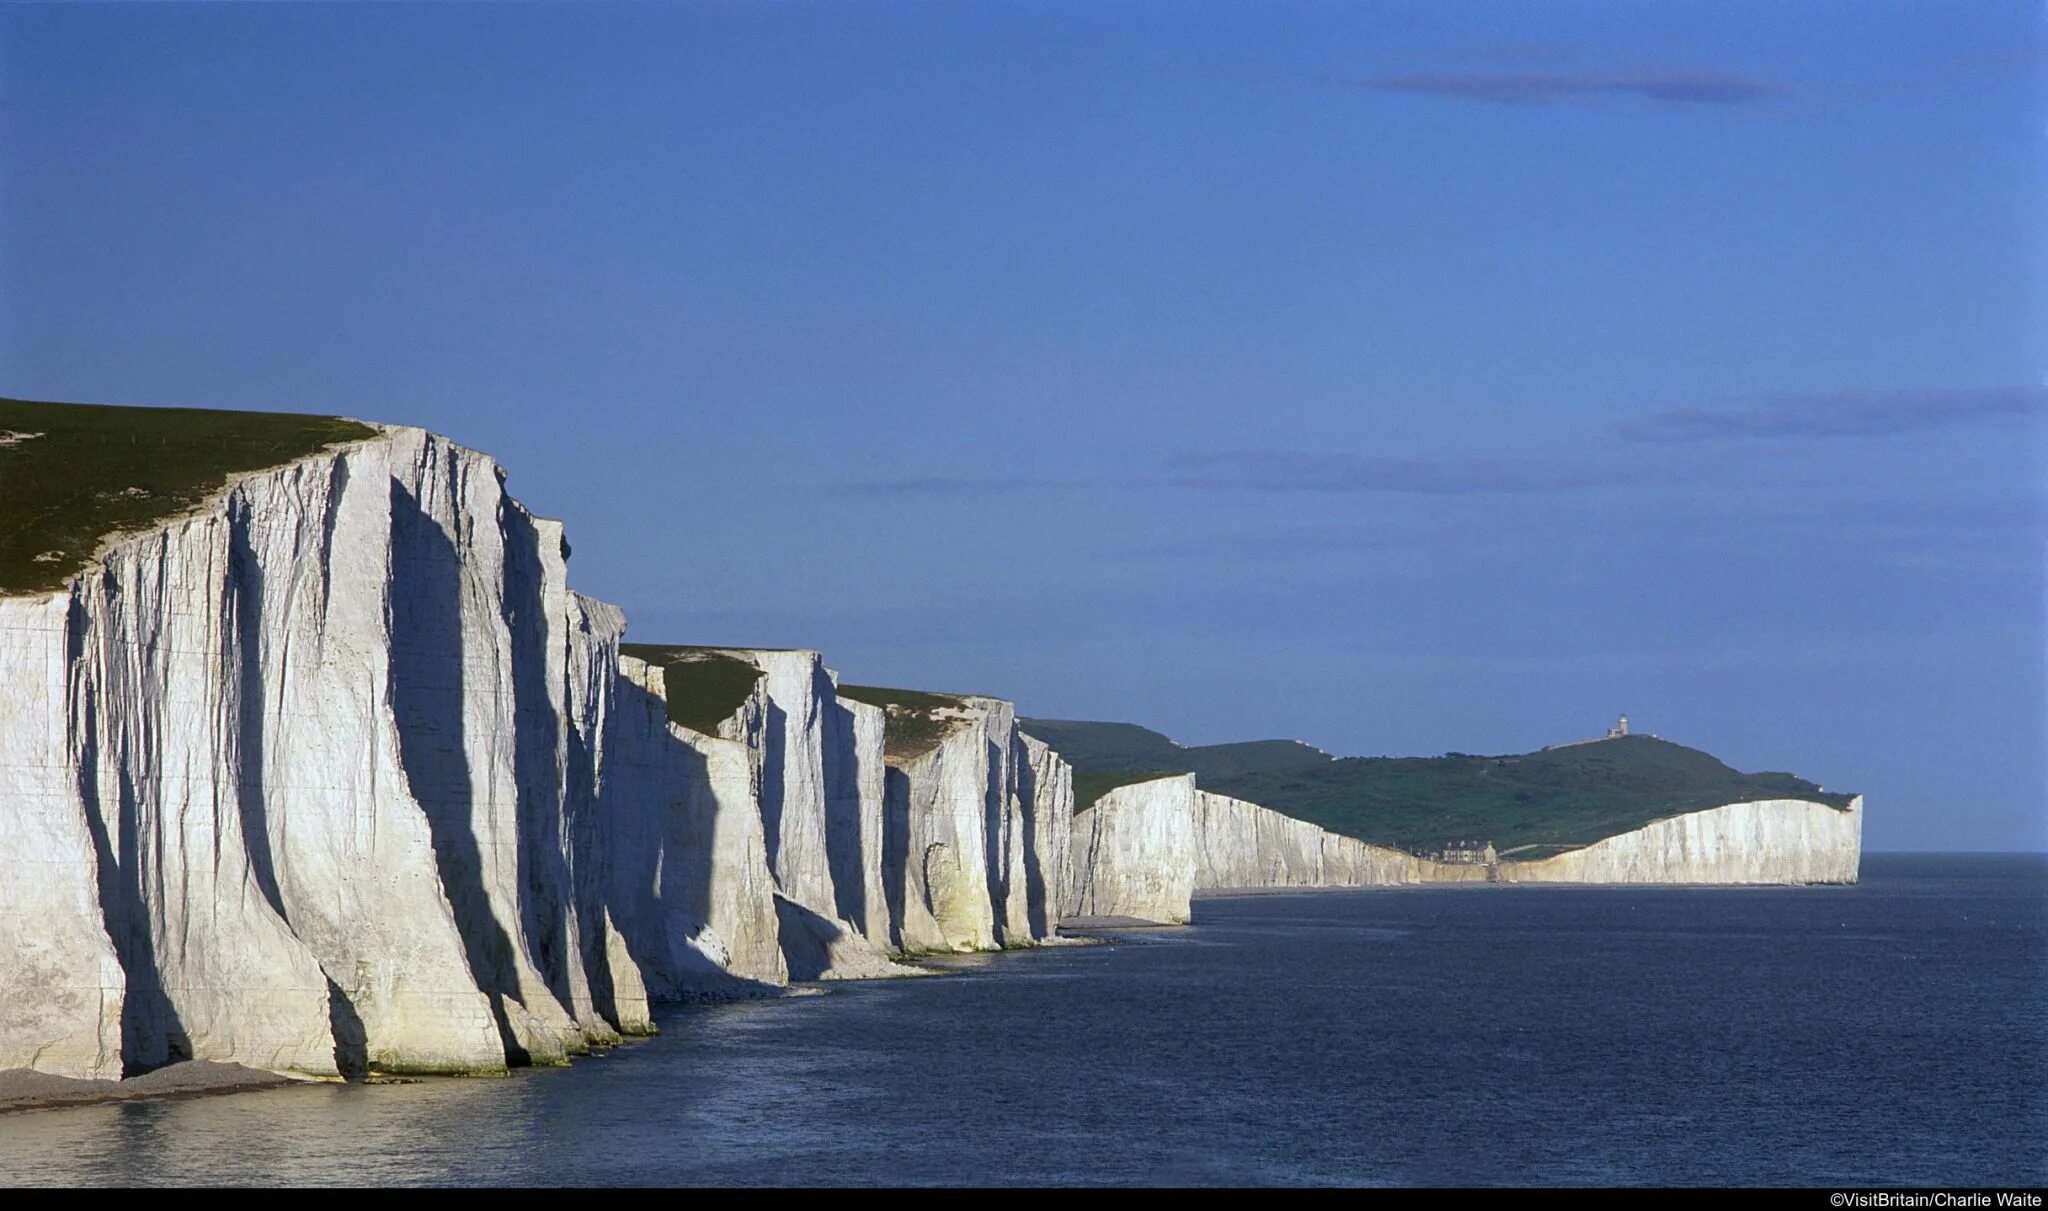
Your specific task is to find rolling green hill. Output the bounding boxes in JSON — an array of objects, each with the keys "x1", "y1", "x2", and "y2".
[
  {"x1": 1020, "y1": 718, "x2": 1853, "y2": 854},
  {"x1": 1070, "y1": 769, "x2": 1189, "y2": 811},
  {"x1": 1017, "y1": 718, "x2": 1332, "y2": 782},
  {"x1": 0, "y1": 398, "x2": 375, "y2": 596},
  {"x1": 1014, "y1": 720, "x2": 1184, "y2": 770}
]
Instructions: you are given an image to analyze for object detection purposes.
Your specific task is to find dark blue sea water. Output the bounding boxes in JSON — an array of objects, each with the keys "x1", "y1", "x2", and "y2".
[{"x1": 1, "y1": 854, "x2": 2040, "y2": 1186}]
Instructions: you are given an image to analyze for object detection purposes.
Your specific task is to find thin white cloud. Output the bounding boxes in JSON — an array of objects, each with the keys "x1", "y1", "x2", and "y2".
[{"x1": 1617, "y1": 387, "x2": 2048, "y2": 443}]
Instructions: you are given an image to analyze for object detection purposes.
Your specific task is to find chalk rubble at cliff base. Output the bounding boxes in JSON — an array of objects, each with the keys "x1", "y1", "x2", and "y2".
[{"x1": 0, "y1": 420, "x2": 1863, "y2": 1086}]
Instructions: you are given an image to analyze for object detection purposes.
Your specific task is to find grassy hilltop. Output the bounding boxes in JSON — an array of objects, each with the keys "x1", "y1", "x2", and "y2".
[
  {"x1": 1018, "y1": 719, "x2": 1332, "y2": 781},
  {"x1": 0, "y1": 398, "x2": 375, "y2": 596},
  {"x1": 1020, "y1": 718, "x2": 1854, "y2": 856}
]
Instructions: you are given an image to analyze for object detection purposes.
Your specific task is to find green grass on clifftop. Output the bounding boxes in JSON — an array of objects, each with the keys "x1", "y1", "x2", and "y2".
[
  {"x1": 1022, "y1": 718, "x2": 1853, "y2": 854},
  {"x1": 837, "y1": 684, "x2": 970, "y2": 761},
  {"x1": 0, "y1": 398, "x2": 376, "y2": 596},
  {"x1": 619, "y1": 645, "x2": 764, "y2": 735},
  {"x1": 1072, "y1": 769, "x2": 1188, "y2": 811}
]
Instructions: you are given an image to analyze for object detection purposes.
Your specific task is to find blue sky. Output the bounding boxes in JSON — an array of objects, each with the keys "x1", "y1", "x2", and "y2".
[{"x1": 2, "y1": 1, "x2": 2041, "y2": 849}]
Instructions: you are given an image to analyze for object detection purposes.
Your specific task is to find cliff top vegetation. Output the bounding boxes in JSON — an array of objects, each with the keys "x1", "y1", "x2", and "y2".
[
  {"x1": 1071, "y1": 769, "x2": 1188, "y2": 811},
  {"x1": 0, "y1": 398, "x2": 375, "y2": 596},
  {"x1": 837, "y1": 684, "x2": 971, "y2": 761},
  {"x1": 1022, "y1": 719, "x2": 1854, "y2": 854},
  {"x1": 620, "y1": 645, "x2": 764, "y2": 735}
]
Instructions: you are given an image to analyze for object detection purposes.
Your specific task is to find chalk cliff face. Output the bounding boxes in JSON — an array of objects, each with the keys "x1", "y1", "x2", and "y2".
[
  {"x1": 0, "y1": 429, "x2": 653, "y2": 1080},
  {"x1": 1018, "y1": 734, "x2": 1073, "y2": 940},
  {"x1": 577, "y1": 655, "x2": 1072, "y2": 973},
  {"x1": 1064, "y1": 775, "x2": 1200, "y2": 924},
  {"x1": 598, "y1": 655, "x2": 787, "y2": 996},
  {"x1": 825, "y1": 694, "x2": 891, "y2": 950},
  {"x1": 736, "y1": 652, "x2": 839, "y2": 915},
  {"x1": 1498, "y1": 797, "x2": 1863, "y2": 885},
  {"x1": 706, "y1": 651, "x2": 908, "y2": 979},
  {"x1": 1065, "y1": 782, "x2": 1857, "y2": 925},
  {"x1": 562, "y1": 595, "x2": 655, "y2": 1038},
  {"x1": 875, "y1": 695, "x2": 1062, "y2": 953},
  {"x1": 1192, "y1": 791, "x2": 1452, "y2": 890},
  {"x1": 2, "y1": 591, "x2": 132, "y2": 1082},
  {"x1": 1062, "y1": 776, "x2": 1448, "y2": 925}
]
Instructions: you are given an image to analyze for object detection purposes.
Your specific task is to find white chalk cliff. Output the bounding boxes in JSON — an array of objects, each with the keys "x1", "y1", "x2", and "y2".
[
  {"x1": 1066, "y1": 779, "x2": 1488, "y2": 923},
  {"x1": 1064, "y1": 776, "x2": 1201, "y2": 924},
  {"x1": 1065, "y1": 781, "x2": 1860, "y2": 925},
  {"x1": 0, "y1": 429, "x2": 653, "y2": 1080},
  {"x1": 1019, "y1": 734, "x2": 1074, "y2": 939},
  {"x1": 667, "y1": 648, "x2": 914, "y2": 982},
  {"x1": 0, "y1": 412, "x2": 1862, "y2": 1085},
  {"x1": 597, "y1": 653, "x2": 788, "y2": 995},
  {"x1": 873, "y1": 693, "x2": 1063, "y2": 953},
  {"x1": 1496, "y1": 797, "x2": 1863, "y2": 886},
  {"x1": 826, "y1": 693, "x2": 892, "y2": 951},
  {"x1": 1192, "y1": 791, "x2": 1475, "y2": 890},
  {"x1": 0, "y1": 424, "x2": 1070, "y2": 1082}
]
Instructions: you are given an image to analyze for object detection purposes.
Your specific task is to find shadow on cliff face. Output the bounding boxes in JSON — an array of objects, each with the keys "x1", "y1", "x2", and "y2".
[
  {"x1": 68, "y1": 588, "x2": 187, "y2": 1076},
  {"x1": 881, "y1": 766, "x2": 912, "y2": 951},
  {"x1": 389, "y1": 480, "x2": 525, "y2": 1067},
  {"x1": 230, "y1": 497, "x2": 291, "y2": 934},
  {"x1": 232, "y1": 493, "x2": 371, "y2": 1076},
  {"x1": 597, "y1": 676, "x2": 673, "y2": 996},
  {"x1": 759, "y1": 697, "x2": 788, "y2": 880},
  {"x1": 773, "y1": 897, "x2": 846, "y2": 982},
  {"x1": 982, "y1": 733, "x2": 1010, "y2": 944},
  {"x1": 603, "y1": 676, "x2": 781, "y2": 1001},
  {"x1": 824, "y1": 690, "x2": 874, "y2": 934},
  {"x1": 500, "y1": 508, "x2": 580, "y2": 1025},
  {"x1": 324, "y1": 978, "x2": 368, "y2": 1078},
  {"x1": 1015, "y1": 735, "x2": 1051, "y2": 940},
  {"x1": 563, "y1": 610, "x2": 630, "y2": 1034}
]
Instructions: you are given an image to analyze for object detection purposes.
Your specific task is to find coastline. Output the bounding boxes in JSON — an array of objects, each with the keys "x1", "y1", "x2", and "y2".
[
  {"x1": 0, "y1": 939, "x2": 1103, "y2": 1117},
  {"x1": 0, "y1": 1061, "x2": 301, "y2": 1116},
  {"x1": 1191, "y1": 880, "x2": 1853, "y2": 901},
  {"x1": 0, "y1": 862, "x2": 1991, "y2": 1128}
]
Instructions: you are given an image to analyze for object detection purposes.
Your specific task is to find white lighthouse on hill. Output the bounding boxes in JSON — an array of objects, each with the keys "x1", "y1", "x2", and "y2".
[{"x1": 1543, "y1": 714, "x2": 1652, "y2": 751}]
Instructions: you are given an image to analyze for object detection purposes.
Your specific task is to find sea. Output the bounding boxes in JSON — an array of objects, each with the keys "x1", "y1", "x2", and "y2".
[{"x1": 0, "y1": 854, "x2": 2040, "y2": 1187}]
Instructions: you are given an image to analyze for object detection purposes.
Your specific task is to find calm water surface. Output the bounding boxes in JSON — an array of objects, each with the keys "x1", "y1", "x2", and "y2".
[{"x1": 1, "y1": 854, "x2": 2040, "y2": 1186}]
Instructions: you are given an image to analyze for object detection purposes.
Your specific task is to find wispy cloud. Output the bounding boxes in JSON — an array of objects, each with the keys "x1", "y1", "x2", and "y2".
[
  {"x1": 1951, "y1": 46, "x2": 2048, "y2": 73},
  {"x1": 838, "y1": 474, "x2": 1093, "y2": 497},
  {"x1": 1617, "y1": 387, "x2": 2048, "y2": 443},
  {"x1": 841, "y1": 456, "x2": 1631, "y2": 498},
  {"x1": 839, "y1": 386, "x2": 2039, "y2": 499},
  {"x1": 1355, "y1": 69, "x2": 1790, "y2": 108},
  {"x1": 1162, "y1": 451, "x2": 1632, "y2": 495}
]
